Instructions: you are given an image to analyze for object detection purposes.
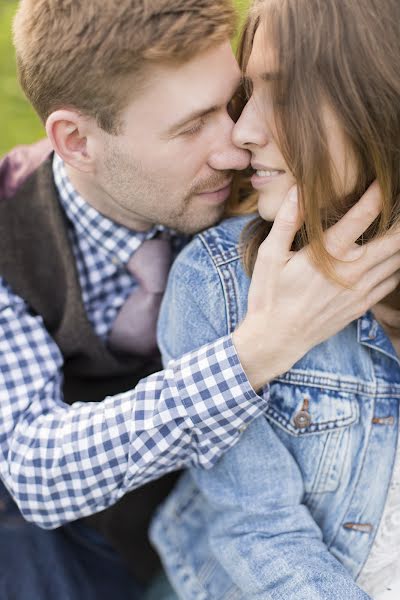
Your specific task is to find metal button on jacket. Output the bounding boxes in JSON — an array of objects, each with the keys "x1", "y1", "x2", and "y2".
[{"x1": 294, "y1": 409, "x2": 312, "y2": 429}]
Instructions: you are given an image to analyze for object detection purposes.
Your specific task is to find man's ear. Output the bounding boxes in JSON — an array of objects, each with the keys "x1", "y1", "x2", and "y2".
[{"x1": 46, "y1": 110, "x2": 95, "y2": 173}]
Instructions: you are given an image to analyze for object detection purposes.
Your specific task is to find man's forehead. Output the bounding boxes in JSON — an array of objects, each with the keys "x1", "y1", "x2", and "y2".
[
  {"x1": 160, "y1": 41, "x2": 240, "y2": 89},
  {"x1": 164, "y1": 70, "x2": 240, "y2": 136},
  {"x1": 122, "y1": 41, "x2": 240, "y2": 131}
]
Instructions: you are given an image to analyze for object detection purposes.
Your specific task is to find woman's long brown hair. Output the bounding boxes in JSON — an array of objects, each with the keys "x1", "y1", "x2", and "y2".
[{"x1": 230, "y1": 0, "x2": 400, "y2": 278}]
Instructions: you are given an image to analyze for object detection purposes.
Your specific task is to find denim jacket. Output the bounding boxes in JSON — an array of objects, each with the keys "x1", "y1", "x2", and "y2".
[{"x1": 151, "y1": 215, "x2": 400, "y2": 600}]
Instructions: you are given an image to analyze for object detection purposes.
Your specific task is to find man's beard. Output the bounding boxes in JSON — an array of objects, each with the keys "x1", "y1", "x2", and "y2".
[
  {"x1": 171, "y1": 171, "x2": 233, "y2": 234},
  {"x1": 100, "y1": 141, "x2": 233, "y2": 234}
]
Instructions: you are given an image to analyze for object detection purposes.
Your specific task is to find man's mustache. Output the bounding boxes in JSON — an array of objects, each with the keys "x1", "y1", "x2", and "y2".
[{"x1": 190, "y1": 171, "x2": 234, "y2": 196}]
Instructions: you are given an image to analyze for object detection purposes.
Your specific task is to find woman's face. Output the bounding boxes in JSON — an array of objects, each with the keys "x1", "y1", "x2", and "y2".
[{"x1": 233, "y1": 26, "x2": 357, "y2": 221}]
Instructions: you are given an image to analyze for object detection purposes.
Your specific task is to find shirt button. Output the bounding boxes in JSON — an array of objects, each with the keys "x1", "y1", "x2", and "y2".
[
  {"x1": 239, "y1": 425, "x2": 247, "y2": 434},
  {"x1": 293, "y1": 410, "x2": 311, "y2": 429}
]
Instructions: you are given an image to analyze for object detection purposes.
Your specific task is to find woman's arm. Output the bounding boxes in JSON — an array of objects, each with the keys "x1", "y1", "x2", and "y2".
[
  {"x1": 158, "y1": 233, "x2": 371, "y2": 600},
  {"x1": 192, "y1": 418, "x2": 370, "y2": 599}
]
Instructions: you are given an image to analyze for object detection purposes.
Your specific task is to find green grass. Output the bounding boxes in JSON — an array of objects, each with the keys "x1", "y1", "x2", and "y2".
[
  {"x1": 0, "y1": 0, "x2": 249, "y2": 156},
  {"x1": 0, "y1": 2, "x2": 45, "y2": 155}
]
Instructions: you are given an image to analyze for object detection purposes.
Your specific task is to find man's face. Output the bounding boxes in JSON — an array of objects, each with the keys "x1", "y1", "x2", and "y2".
[{"x1": 88, "y1": 42, "x2": 250, "y2": 234}]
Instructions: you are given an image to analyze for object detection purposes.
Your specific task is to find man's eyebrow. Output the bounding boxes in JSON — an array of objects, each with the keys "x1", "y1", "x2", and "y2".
[{"x1": 166, "y1": 106, "x2": 219, "y2": 136}]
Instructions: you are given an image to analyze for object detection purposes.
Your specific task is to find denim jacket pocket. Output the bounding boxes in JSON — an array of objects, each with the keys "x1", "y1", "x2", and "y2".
[{"x1": 265, "y1": 380, "x2": 359, "y2": 494}]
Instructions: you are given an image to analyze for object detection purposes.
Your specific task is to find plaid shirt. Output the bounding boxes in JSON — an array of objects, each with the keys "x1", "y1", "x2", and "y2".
[{"x1": 0, "y1": 154, "x2": 267, "y2": 528}]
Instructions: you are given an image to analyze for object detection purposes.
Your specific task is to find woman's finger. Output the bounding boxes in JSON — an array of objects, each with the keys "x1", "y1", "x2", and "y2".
[
  {"x1": 255, "y1": 187, "x2": 301, "y2": 269},
  {"x1": 324, "y1": 181, "x2": 382, "y2": 258}
]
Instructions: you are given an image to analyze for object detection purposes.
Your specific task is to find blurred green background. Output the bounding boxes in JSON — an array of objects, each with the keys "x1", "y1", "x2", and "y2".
[
  {"x1": 0, "y1": 0, "x2": 249, "y2": 156},
  {"x1": 0, "y1": 1, "x2": 44, "y2": 154}
]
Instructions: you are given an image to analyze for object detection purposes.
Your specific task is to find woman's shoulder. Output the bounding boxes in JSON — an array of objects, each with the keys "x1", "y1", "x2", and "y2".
[
  {"x1": 179, "y1": 214, "x2": 256, "y2": 268},
  {"x1": 159, "y1": 216, "x2": 255, "y2": 362}
]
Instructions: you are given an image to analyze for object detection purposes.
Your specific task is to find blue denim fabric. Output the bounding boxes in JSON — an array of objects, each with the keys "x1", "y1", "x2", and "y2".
[
  {"x1": 151, "y1": 215, "x2": 400, "y2": 599},
  {"x1": 0, "y1": 479, "x2": 177, "y2": 599}
]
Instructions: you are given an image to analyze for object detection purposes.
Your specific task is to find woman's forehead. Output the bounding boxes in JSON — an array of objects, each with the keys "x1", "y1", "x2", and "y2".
[{"x1": 245, "y1": 26, "x2": 277, "y2": 81}]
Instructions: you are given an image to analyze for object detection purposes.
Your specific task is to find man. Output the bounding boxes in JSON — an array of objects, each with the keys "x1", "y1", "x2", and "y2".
[{"x1": 1, "y1": 0, "x2": 399, "y2": 597}]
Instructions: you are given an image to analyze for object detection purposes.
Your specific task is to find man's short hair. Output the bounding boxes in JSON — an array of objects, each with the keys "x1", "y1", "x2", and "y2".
[{"x1": 14, "y1": 0, "x2": 237, "y2": 133}]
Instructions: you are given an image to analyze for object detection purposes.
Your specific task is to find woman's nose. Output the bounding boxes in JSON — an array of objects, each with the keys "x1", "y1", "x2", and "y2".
[{"x1": 232, "y1": 99, "x2": 270, "y2": 150}]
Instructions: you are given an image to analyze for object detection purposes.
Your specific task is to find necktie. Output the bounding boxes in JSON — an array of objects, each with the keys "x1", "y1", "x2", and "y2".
[{"x1": 108, "y1": 234, "x2": 172, "y2": 355}]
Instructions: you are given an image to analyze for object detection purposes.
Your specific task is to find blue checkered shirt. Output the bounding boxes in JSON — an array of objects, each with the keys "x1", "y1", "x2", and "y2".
[{"x1": 0, "y1": 153, "x2": 267, "y2": 528}]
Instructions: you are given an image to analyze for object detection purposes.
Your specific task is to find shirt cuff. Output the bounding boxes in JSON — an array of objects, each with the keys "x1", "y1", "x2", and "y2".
[{"x1": 173, "y1": 334, "x2": 269, "y2": 468}]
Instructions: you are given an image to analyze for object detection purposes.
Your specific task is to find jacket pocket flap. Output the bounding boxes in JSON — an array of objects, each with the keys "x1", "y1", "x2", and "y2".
[{"x1": 266, "y1": 381, "x2": 358, "y2": 435}]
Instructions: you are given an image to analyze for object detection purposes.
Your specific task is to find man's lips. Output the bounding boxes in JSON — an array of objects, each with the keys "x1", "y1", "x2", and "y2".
[
  {"x1": 195, "y1": 179, "x2": 233, "y2": 204},
  {"x1": 197, "y1": 179, "x2": 233, "y2": 195}
]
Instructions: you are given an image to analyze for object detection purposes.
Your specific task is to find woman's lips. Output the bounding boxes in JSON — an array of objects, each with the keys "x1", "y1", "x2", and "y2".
[{"x1": 251, "y1": 168, "x2": 285, "y2": 189}]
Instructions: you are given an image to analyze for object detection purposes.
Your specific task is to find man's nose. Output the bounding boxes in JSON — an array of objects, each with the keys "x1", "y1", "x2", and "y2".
[{"x1": 209, "y1": 145, "x2": 250, "y2": 171}]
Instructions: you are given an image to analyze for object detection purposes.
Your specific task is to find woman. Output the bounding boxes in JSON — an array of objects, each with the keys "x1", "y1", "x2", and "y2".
[{"x1": 151, "y1": 0, "x2": 400, "y2": 598}]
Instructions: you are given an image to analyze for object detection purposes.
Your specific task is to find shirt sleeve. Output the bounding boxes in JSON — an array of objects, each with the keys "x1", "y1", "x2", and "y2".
[{"x1": 0, "y1": 268, "x2": 266, "y2": 529}]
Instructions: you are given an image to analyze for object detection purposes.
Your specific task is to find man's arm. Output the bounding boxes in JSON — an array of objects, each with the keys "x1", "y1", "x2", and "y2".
[
  {"x1": 0, "y1": 278, "x2": 266, "y2": 528},
  {"x1": 234, "y1": 183, "x2": 400, "y2": 390},
  {"x1": 2, "y1": 181, "x2": 399, "y2": 530}
]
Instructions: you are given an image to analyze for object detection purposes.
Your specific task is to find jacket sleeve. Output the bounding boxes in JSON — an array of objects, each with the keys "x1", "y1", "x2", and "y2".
[
  {"x1": 191, "y1": 416, "x2": 371, "y2": 600},
  {"x1": 157, "y1": 236, "x2": 370, "y2": 599}
]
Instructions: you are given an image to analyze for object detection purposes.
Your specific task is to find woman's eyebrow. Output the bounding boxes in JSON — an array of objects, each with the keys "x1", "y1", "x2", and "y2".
[
  {"x1": 260, "y1": 71, "x2": 281, "y2": 81},
  {"x1": 242, "y1": 71, "x2": 281, "y2": 84}
]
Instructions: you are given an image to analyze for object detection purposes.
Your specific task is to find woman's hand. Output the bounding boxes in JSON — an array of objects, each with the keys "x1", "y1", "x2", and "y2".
[{"x1": 233, "y1": 182, "x2": 400, "y2": 390}]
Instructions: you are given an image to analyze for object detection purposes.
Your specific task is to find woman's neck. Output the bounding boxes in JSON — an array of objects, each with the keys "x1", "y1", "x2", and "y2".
[{"x1": 372, "y1": 288, "x2": 400, "y2": 355}]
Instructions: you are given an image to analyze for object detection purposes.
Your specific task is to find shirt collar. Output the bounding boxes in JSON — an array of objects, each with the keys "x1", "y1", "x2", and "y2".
[{"x1": 52, "y1": 153, "x2": 164, "y2": 265}]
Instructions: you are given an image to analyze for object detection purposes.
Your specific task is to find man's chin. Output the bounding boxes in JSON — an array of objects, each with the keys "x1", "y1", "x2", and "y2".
[{"x1": 179, "y1": 205, "x2": 226, "y2": 235}]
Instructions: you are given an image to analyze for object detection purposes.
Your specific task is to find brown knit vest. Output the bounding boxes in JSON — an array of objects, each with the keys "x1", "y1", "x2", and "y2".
[{"x1": 0, "y1": 158, "x2": 179, "y2": 583}]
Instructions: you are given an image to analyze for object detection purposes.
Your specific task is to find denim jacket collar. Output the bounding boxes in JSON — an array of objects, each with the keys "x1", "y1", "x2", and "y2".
[{"x1": 358, "y1": 310, "x2": 400, "y2": 366}]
